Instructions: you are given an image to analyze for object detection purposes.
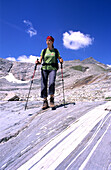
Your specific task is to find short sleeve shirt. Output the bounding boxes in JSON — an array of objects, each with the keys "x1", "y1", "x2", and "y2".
[{"x1": 40, "y1": 48, "x2": 60, "y2": 70}]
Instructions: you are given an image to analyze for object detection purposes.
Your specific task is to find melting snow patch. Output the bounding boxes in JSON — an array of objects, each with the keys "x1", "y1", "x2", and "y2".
[{"x1": 1, "y1": 73, "x2": 29, "y2": 84}]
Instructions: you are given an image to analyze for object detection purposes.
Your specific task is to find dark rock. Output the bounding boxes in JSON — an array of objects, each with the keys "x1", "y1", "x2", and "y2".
[{"x1": 8, "y1": 95, "x2": 20, "y2": 101}]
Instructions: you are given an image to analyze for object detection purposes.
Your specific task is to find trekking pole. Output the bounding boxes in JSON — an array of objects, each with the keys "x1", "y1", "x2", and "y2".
[
  {"x1": 60, "y1": 62, "x2": 66, "y2": 107},
  {"x1": 25, "y1": 59, "x2": 39, "y2": 110}
]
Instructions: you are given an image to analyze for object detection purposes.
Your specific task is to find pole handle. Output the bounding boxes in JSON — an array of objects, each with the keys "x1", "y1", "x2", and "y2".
[{"x1": 34, "y1": 58, "x2": 39, "y2": 70}]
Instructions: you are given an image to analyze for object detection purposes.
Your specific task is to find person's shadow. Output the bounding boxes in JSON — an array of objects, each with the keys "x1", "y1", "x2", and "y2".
[
  {"x1": 26, "y1": 102, "x2": 76, "y2": 110},
  {"x1": 52, "y1": 102, "x2": 76, "y2": 110}
]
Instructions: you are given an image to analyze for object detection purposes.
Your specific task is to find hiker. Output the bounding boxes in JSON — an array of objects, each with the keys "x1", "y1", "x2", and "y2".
[{"x1": 36, "y1": 36, "x2": 63, "y2": 109}]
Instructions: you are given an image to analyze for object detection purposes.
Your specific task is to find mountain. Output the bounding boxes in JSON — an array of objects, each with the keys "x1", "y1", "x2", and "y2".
[
  {"x1": 82, "y1": 57, "x2": 100, "y2": 64},
  {"x1": 0, "y1": 57, "x2": 111, "y2": 170},
  {"x1": 0, "y1": 57, "x2": 111, "y2": 102},
  {"x1": 0, "y1": 58, "x2": 13, "y2": 76},
  {"x1": 0, "y1": 58, "x2": 34, "y2": 80}
]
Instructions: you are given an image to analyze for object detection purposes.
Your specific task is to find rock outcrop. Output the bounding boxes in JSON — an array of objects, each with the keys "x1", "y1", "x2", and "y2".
[{"x1": 0, "y1": 58, "x2": 13, "y2": 76}]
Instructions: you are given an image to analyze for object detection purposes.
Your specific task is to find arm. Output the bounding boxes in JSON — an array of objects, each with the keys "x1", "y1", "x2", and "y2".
[{"x1": 57, "y1": 50, "x2": 63, "y2": 63}]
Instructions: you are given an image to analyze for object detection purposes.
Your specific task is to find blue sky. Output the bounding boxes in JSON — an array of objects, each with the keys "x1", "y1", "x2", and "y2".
[{"x1": 0, "y1": 0, "x2": 111, "y2": 64}]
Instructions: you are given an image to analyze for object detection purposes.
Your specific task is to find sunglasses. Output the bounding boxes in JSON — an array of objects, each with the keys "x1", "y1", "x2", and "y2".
[{"x1": 46, "y1": 39, "x2": 52, "y2": 42}]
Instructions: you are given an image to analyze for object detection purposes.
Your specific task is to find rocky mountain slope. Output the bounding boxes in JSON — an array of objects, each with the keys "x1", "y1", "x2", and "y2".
[
  {"x1": 1, "y1": 57, "x2": 111, "y2": 170},
  {"x1": 0, "y1": 57, "x2": 111, "y2": 103}
]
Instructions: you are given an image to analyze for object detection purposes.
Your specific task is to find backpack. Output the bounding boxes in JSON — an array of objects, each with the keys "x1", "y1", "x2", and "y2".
[{"x1": 42, "y1": 48, "x2": 59, "y2": 70}]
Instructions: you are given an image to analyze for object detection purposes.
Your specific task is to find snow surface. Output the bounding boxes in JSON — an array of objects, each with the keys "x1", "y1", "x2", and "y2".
[{"x1": 0, "y1": 73, "x2": 29, "y2": 84}]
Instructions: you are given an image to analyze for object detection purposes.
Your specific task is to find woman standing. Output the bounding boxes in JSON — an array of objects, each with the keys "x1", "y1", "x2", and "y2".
[{"x1": 36, "y1": 36, "x2": 63, "y2": 109}]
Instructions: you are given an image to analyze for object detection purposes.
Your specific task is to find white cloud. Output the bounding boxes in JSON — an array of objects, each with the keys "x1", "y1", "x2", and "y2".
[
  {"x1": 63, "y1": 30, "x2": 94, "y2": 50},
  {"x1": 6, "y1": 55, "x2": 40, "y2": 63},
  {"x1": 17, "y1": 55, "x2": 39, "y2": 63},
  {"x1": 6, "y1": 57, "x2": 16, "y2": 61},
  {"x1": 23, "y1": 20, "x2": 37, "y2": 37}
]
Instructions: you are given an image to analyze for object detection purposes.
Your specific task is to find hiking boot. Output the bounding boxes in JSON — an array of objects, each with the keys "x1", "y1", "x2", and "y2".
[
  {"x1": 50, "y1": 97, "x2": 55, "y2": 108},
  {"x1": 42, "y1": 99, "x2": 48, "y2": 110}
]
